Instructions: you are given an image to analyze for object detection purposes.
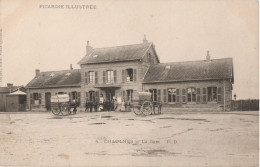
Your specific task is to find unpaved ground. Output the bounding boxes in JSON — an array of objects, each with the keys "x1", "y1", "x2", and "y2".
[{"x1": 0, "y1": 110, "x2": 258, "y2": 167}]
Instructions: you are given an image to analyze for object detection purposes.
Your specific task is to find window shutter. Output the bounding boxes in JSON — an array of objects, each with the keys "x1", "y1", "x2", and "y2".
[
  {"x1": 157, "y1": 89, "x2": 161, "y2": 102},
  {"x1": 163, "y1": 89, "x2": 167, "y2": 103},
  {"x1": 217, "y1": 87, "x2": 222, "y2": 103},
  {"x1": 86, "y1": 92, "x2": 89, "y2": 101},
  {"x1": 197, "y1": 88, "x2": 201, "y2": 103},
  {"x1": 122, "y1": 69, "x2": 125, "y2": 83},
  {"x1": 103, "y1": 71, "x2": 106, "y2": 84},
  {"x1": 77, "y1": 92, "x2": 81, "y2": 104},
  {"x1": 122, "y1": 90, "x2": 126, "y2": 101},
  {"x1": 95, "y1": 91, "x2": 99, "y2": 102},
  {"x1": 176, "y1": 89, "x2": 180, "y2": 103},
  {"x1": 133, "y1": 69, "x2": 137, "y2": 82},
  {"x1": 203, "y1": 88, "x2": 207, "y2": 103},
  {"x1": 69, "y1": 92, "x2": 72, "y2": 102},
  {"x1": 38, "y1": 93, "x2": 42, "y2": 104},
  {"x1": 114, "y1": 70, "x2": 117, "y2": 83},
  {"x1": 85, "y1": 72, "x2": 88, "y2": 84},
  {"x1": 30, "y1": 93, "x2": 33, "y2": 105},
  {"x1": 95, "y1": 71, "x2": 98, "y2": 84},
  {"x1": 182, "y1": 89, "x2": 186, "y2": 103}
]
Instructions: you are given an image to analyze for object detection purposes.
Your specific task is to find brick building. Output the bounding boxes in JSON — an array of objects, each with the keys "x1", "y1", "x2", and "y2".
[{"x1": 26, "y1": 68, "x2": 81, "y2": 111}]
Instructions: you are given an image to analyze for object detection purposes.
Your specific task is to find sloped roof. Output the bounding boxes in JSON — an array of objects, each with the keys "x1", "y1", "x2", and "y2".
[
  {"x1": 78, "y1": 43, "x2": 153, "y2": 64},
  {"x1": 143, "y1": 58, "x2": 234, "y2": 83},
  {"x1": 0, "y1": 86, "x2": 25, "y2": 93},
  {"x1": 9, "y1": 90, "x2": 27, "y2": 95},
  {"x1": 26, "y1": 69, "x2": 81, "y2": 88}
]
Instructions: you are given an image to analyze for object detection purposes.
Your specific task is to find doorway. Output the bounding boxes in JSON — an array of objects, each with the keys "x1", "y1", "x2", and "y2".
[
  {"x1": 45, "y1": 92, "x2": 51, "y2": 111},
  {"x1": 106, "y1": 88, "x2": 115, "y2": 101}
]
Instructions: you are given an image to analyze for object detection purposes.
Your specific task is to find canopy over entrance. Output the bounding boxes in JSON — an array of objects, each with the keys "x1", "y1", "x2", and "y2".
[{"x1": 94, "y1": 84, "x2": 121, "y2": 88}]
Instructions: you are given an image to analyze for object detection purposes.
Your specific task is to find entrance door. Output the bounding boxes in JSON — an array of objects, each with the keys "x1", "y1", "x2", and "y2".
[
  {"x1": 106, "y1": 88, "x2": 115, "y2": 101},
  {"x1": 45, "y1": 92, "x2": 51, "y2": 111}
]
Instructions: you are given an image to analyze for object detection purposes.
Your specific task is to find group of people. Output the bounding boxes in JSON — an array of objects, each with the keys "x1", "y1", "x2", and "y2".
[{"x1": 85, "y1": 99, "x2": 118, "y2": 112}]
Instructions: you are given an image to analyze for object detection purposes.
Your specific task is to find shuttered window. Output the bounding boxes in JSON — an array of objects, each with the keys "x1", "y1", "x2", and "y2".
[
  {"x1": 217, "y1": 87, "x2": 222, "y2": 103},
  {"x1": 157, "y1": 89, "x2": 161, "y2": 102},
  {"x1": 203, "y1": 88, "x2": 207, "y2": 103},
  {"x1": 197, "y1": 88, "x2": 200, "y2": 103},
  {"x1": 182, "y1": 89, "x2": 186, "y2": 103}
]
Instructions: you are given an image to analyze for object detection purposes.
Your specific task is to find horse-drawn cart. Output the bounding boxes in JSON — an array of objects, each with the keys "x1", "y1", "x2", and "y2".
[
  {"x1": 51, "y1": 94, "x2": 77, "y2": 116},
  {"x1": 131, "y1": 91, "x2": 162, "y2": 116}
]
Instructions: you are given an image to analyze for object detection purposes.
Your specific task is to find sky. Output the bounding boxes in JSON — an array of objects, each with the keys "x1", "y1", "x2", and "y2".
[{"x1": 1, "y1": 0, "x2": 259, "y2": 99}]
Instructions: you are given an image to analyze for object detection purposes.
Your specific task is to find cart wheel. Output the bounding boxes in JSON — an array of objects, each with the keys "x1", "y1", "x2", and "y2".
[
  {"x1": 141, "y1": 101, "x2": 152, "y2": 116},
  {"x1": 52, "y1": 108, "x2": 60, "y2": 116},
  {"x1": 60, "y1": 103, "x2": 70, "y2": 116},
  {"x1": 133, "y1": 105, "x2": 142, "y2": 115}
]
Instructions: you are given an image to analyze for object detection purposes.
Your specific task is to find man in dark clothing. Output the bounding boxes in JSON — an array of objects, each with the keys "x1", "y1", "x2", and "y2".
[
  {"x1": 85, "y1": 100, "x2": 90, "y2": 112},
  {"x1": 89, "y1": 101, "x2": 94, "y2": 112}
]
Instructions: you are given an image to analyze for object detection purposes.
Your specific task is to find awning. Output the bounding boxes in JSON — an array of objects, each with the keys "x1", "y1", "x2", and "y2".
[
  {"x1": 9, "y1": 90, "x2": 26, "y2": 95},
  {"x1": 94, "y1": 84, "x2": 121, "y2": 88}
]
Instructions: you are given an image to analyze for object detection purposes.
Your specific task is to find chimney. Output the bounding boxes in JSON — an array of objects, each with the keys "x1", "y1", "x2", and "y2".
[
  {"x1": 206, "y1": 50, "x2": 210, "y2": 62},
  {"x1": 86, "y1": 41, "x2": 93, "y2": 56},
  {"x1": 35, "y1": 69, "x2": 40, "y2": 77},
  {"x1": 143, "y1": 35, "x2": 148, "y2": 44},
  {"x1": 70, "y1": 64, "x2": 73, "y2": 70},
  {"x1": 7, "y1": 83, "x2": 13, "y2": 93}
]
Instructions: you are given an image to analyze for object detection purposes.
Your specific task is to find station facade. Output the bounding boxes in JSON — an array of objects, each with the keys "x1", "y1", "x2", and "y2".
[{"x1": 26, "y1": 37, "x2": 234, "y2": 111}]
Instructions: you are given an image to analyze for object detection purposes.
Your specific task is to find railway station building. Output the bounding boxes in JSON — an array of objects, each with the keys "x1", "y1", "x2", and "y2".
[{"x1": 26, "y1": 36, "x2": 234, "y2": 111}]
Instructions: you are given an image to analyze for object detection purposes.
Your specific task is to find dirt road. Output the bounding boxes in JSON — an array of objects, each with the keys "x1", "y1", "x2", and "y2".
[{"x1": 0, "y1": 110, "x2": 258, "y2": 167}]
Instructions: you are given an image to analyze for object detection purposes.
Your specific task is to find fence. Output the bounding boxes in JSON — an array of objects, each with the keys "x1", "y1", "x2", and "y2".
[{"x1": 231, "y1": 99, "x2": 259, "y2": 111}]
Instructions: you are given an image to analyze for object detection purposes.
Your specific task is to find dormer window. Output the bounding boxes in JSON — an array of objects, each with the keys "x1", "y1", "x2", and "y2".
[
  {"x1": 50, "y1": 73, "x2": 55, "y2": 77},
  {"x1": 66, "y1": 73, "x2": 71, "y2": 76}
]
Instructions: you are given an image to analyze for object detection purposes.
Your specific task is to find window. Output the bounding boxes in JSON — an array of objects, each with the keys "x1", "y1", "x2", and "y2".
[
  {"x1": 106, "y1": 70, "x2": 114, "y2": 83},
  {"x1": 126, "y1": 69, "x2": 133, "y2": 82},
  {"x1": 32, "y1": 93, "x2": 41, "y2": 104},
  {"x1": 168, "y1": 88, "x2": 176, "y2": 103},
  {"x1": 149, "y1": 89, "x2": 157, "y2": 101},
  {"x1": 126, "y1": 89, "x2": 133, "y2": 102},
  {"x1": 187, "y1": 87, "x2": 196, "y2": 102},
  {"x1": 208, "y1": 87, "x2": 217, "y2": 102},
  {"x1": 122, "y1": 69, "x2": 136, "y2": 83},
  {"x1": 89, "y1": 71, "x2": 95, "y2": 84}
]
